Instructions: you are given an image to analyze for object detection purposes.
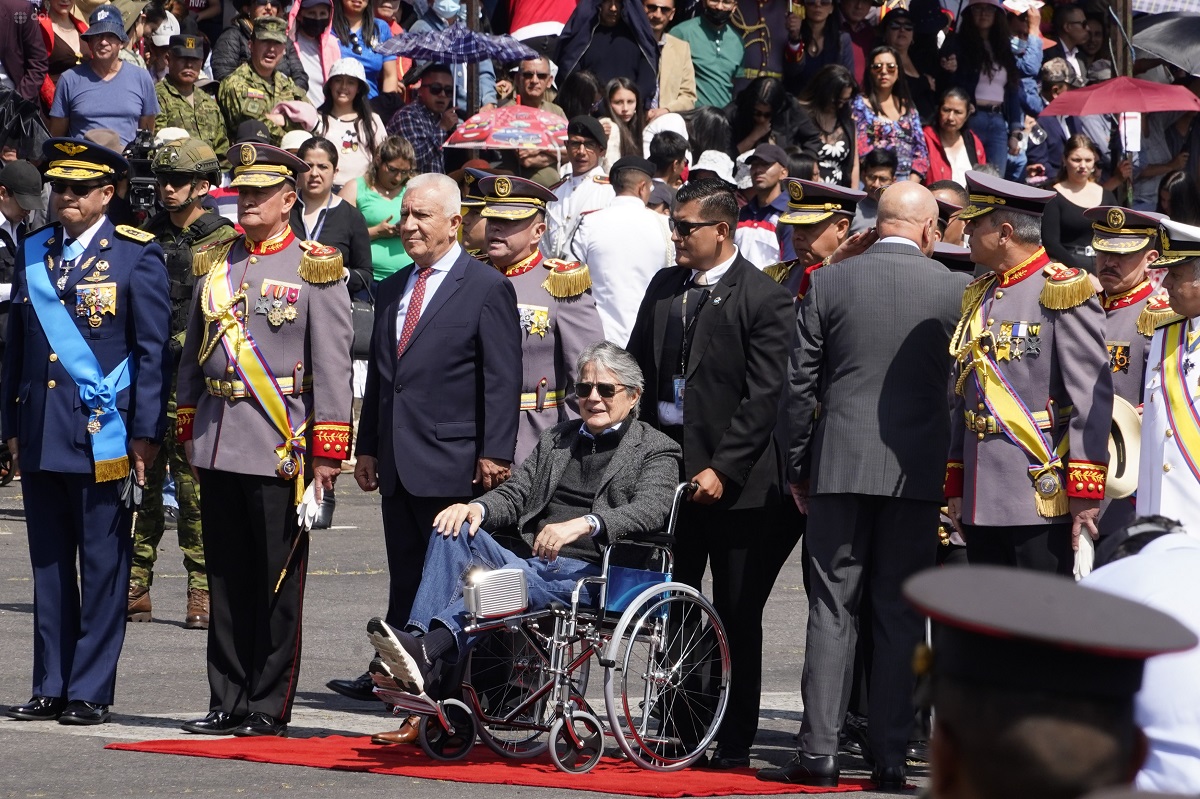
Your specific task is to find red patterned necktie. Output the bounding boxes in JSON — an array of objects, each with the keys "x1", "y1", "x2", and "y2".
[{"x1": 396, "y1": 267, "x2": 434, "y2": 358}]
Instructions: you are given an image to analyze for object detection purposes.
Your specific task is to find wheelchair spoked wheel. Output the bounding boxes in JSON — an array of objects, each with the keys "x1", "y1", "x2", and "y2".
[
  {"x1": 466, "y1": 625, "x2": 590, "y2": 759},
  {"x1": 417, "y1": 698, "x2": 477, "y2": 761},
  {"x1": 603, "y1": 583, "x2": 731, "y2": 771},
  {"x1": 548, "y1": 710, "x2": 605, "y2": 774}
]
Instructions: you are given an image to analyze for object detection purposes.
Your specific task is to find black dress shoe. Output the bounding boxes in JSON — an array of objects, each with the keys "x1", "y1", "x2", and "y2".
[
  {"x1": 872, "y1": 765, "x2": 908, "y2": 791},
  {"x1": 906, "y1": 740, "x2": 929, "y2": 765},
  {"x1": 326, "y1": 672, "x2": 377, "y2": 702},
  {"x1": 757, "y1": 752, "x2": 839, "y2": 786},
  {"x1": 704, "y1": 747, "x2": 751, "y2": 770},
  {"x1": 57, "y1": 700, "x2": 111, "y2": 725},
  {"x1": 838, "y1": 712, "x2": 872, "y2": 762},
  {"x1": 6, "y1": 696, "x2": 66, "y2": 721},
  {"x1": 181, "y1": 711, "x2": 244, "y2": 735},
  {"x1": 233, "y1": 711, "x2": 287, "y2": 737}
]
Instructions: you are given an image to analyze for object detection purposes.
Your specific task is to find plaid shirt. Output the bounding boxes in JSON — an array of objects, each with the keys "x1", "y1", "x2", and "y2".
[{"x1": 387, "y1": 100, "x2": 449, "y2": 175}]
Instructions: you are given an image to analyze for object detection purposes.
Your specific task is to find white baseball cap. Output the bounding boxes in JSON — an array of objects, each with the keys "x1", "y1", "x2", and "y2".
[{"x1": 150, "y1": 11, "x2": 180, "y2": 47}]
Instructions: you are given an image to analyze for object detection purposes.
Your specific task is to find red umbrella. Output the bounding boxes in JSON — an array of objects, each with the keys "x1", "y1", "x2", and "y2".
[
  {"x1": 445, "y1": 104, "x2": 568, "y2": 150},
  {"x1": 1040, "y1": 76, "x2": 1200, "y2": 117}
]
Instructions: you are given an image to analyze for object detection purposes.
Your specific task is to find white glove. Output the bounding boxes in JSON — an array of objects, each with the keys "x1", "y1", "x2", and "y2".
[{"x1": 296, "y1": 481, "x2": 323, "y2": 532}]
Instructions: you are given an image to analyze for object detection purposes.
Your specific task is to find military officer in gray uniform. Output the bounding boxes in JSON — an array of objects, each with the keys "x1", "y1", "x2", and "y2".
[
  {"x1": 479, "y1": 174, "x2": 606, "y2": 464},
  {"x1": 946, "y1": 171, "x2": 1114, "y2": 576},
  {"x1": 764, "y1": 179, "x2": 865, "y2": 301},
  {"x1": 176, "y1": 142, "x2": 353, "y2": 737}
]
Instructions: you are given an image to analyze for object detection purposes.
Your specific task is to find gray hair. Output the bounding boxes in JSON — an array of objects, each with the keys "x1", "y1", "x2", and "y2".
[
  {"x1": 576, "y1": 340, "x2": 644, "y2": 418},
  {"x1": 991, "y1": 209, "x2": 1043, "y2": 247},
  {"x1": 405, "y1": 173, "x2": 461, "y2": 217}
]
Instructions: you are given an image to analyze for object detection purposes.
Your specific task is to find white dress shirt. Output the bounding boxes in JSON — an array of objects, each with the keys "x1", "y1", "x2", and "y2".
[{"x1": 394, "y1": 243, "x2": 461, "y2": 346}]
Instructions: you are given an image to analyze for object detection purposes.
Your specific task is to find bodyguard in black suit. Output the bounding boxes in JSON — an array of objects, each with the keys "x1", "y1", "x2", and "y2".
[
  {"x1": 626, "y1": 178, "x2": 794, "y2": 768},
  {"x1": 760, "y1": 183, "x2": 969, "y2": 787},
  {"x1": 328, "y1": 174, "x2": 522, "y2": 699}
]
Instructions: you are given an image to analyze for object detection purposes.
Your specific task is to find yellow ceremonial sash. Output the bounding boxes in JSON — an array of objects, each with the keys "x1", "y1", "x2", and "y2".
[
  {"x1": 953, "y1": 278, "x2": 1070, "y2": 517},
  {"x1": 1160, "y1": 321, "x2": 1200, "y2": 483},
  {"x1": 205, "y1": 246, "x2": 310, "y2": 502}
]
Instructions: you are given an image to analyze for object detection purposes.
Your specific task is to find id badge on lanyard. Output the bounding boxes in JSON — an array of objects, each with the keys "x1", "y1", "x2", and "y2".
[{"x1": 676, "y1": 285, "x2": 711, "y2": 412}]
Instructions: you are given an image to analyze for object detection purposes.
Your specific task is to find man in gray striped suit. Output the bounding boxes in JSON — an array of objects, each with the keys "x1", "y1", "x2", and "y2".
[{"x1": 761, "y1": 182, "x2": 970, "y2": 788}]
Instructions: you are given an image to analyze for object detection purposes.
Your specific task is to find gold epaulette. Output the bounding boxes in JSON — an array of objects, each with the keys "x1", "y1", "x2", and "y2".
[
  {"x1": 297, "y1": 240, "x2": 344, "y2": 284},
  {"x1": 763, "y1": 259, "x2": 797, "y2": 284},
  {"x1": 542, "y1": 258, "x2": 591, "y2": 298},
  {"x1": 192, "y1": 236, "x2": 238, "y2": 276},
  {"x1": 1039, "y1": 265, "x2": 1096, "y2": 310},
  {"x1": 115, "y1": 224, "x2": 156, "y2": 244},
  {"x1": 1138, "y1": 293, "x2": 1184, "y2": 336},
  {"x1": 960, "y1": 272, "x2": 996, "y2": 316}
]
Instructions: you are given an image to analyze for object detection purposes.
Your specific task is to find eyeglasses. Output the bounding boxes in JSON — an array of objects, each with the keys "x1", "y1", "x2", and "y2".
[
  {"x1": 424, "y1": 83, "x2": 453, "y2": 96},
  {"x1": 871, "y1": 62, "x2": 898, "y2": 73},
  {"x1": 668, "y1": 218, "x2": 721, "y2": 237},
  {"x1": 381, "y1": 162, "x2": 417, "y2": 177},
  {"x1": 520, "y1": 70, "x2": 550, "y2": 80},
  {"x1": 565, "y1": 138, "x2": 599, "y2": 151},
  {"x1": 50, "y1": 181, "x2": 106, "y2": 196},
  {"x1": 576, "y1": 382, "x2": 628, "y2": 399},
  {"x1": 156, "y1": 174, "x2": 195, "y2": 188}
]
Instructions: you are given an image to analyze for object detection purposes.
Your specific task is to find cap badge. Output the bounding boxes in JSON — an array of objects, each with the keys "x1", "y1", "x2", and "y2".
[
  {"x1": 494, "y1": 176, "x2": 512, "y2": 198},
  {"x1": 788, "y1": 181, "x2": 804, "y2": 202},
  {"x1": 240, "y1": 143, "x2": 256, "y2": 166},
  {"x1": 184, "y1": 36, "x2": 196, "y2": 49},
  {"x1": 54, "y1": 141, "x2": 87, "y2": 156},
  {"x1": 464, "y1": 172, "x2": 476, "y2": 186},
  {"x1": 1107, "y1": 208, "x2": 1126, "y2": 230}
]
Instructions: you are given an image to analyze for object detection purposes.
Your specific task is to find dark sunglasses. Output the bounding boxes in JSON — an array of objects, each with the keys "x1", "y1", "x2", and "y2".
[
  {"x1": 887, "y1": 22, "x2": 914, "y2": 31},
  {"x1": 576, "y1": 382, "x2": 628, "y2": 399},
  {"x1": 669, "y1": 218, "x2": 721, "y2": 237},
  {"x1": 424, "y1": 83, "x2": 453, "y2": 96},
  {"x1": 520, "y1": 70, "x2": 550, "y2": 80},
  {"x1": 50, "y1": 181, "x2": 106, "y2": 196},
  {"x1": 871, "y1": 62, "x2": 898, "y2": 73},
  {"x1": 252, "y1": 0, "x2": 279, "y2": 6},
  {"x1": 156, "y1": 174, "x2": 195, "y2": 188}
]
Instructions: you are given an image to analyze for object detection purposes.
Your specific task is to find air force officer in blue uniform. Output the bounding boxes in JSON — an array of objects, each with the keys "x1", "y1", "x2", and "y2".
[{"x1": 1, "y1": 139, "x2": 171, "y2": 725}]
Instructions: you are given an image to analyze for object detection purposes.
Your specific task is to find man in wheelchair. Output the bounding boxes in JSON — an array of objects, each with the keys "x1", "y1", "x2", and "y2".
[{"x1": 367, "y1": 341, "x2": 682, "y2": 707}]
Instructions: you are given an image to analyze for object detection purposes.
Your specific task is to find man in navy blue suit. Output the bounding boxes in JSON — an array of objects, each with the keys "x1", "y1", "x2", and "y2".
[
  {"x1": 1, "y1": 138, "x2": 171, "y2": 725},
  {"x1": 325, "y1": 173, "x2": 522, "y2": 711}
]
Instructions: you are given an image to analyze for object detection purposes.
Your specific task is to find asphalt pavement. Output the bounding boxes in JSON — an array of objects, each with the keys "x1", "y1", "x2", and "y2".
[{"x1": 0, "y1": 480, "x2": 928, "y2": 798}]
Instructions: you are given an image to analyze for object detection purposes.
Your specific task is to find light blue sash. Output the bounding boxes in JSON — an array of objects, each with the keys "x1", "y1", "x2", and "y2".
[{"x1": 24, "y1": 226, "x2": 132, "y2": 481}]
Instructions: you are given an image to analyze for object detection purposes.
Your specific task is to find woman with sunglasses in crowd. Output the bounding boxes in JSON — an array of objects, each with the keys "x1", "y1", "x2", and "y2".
[
  {"x1": 313, "y1": 59, "x2": 387, "y2": 190},
  {"x1": 339, "y1": 134, "x2": 416, "y2": 285},
  {"x1": 880, "y1": 7, "x2": 936, "y2": 122},
  {"x1": 794, "y1": 64, "x2": 858, "y2": 187},
  {"x1": 212, "y1": 0, "x2": 310, "y2": 87},
  {"x1": 852, "y1": 45, "x2": 928, "y2": 183},
  {"x1": 782, "y1": 0, "x2": 855, "y2": 97},
  {"x1": 332, "y1": 0, "x2": 399, "y2": 100}
]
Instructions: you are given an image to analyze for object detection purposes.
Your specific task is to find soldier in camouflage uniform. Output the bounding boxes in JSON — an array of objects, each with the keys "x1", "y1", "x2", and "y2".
[
  {"x1": 764, "y1": 179, "x2": 865, "y2": 302},
  {"x1": 946, "y1": 171, "x2": 1114, "y2": 576},
  {"x1": 155, "y1": 35, "x2": 231, "y2": 170},
  {"x1": 217, "y1": 17, "x2": 309, "y2": 147},
  {"x1": 129, "y1": 138, "x2": 236, "y2": 628},
  {"x1": 478, "y1": 175, "x2": 606, "y2": 464}
]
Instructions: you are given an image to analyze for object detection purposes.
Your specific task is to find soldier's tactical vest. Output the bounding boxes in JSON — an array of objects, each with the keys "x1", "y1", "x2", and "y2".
[{"x1": 147, "y1": 212, "x2": 232, "y2": 343}]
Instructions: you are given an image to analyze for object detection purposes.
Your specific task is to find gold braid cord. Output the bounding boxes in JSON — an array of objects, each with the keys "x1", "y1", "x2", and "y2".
[
  {"x1": 197, "y1": 262, "x2": 248, "y2": 366},
  {"x1": 192, "y1": 237, "x2": 238, "y2": 277},
  {"x1": 950, "y1": 274, "x2": 997, "y2": 397}
]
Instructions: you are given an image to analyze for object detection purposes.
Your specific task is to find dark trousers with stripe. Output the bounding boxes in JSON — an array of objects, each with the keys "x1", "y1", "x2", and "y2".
[
  {"x1": 22, "y1": 471, "x2": 132, "y2": 705},
  {"x1": 198, "y1": 469, "x2": 307, "y2": 723},
  {"x1": 963, "y1": 522, "x2": 1074, "y2": 576}
]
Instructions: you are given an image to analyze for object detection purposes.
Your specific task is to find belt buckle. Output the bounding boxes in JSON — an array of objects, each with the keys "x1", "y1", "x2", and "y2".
[
  {"x1": 974, "y1": 416, "x2": 988, "y2": 434},
  {"x1": 220, "y1": 380, "x2": 234, "y2": 399}
]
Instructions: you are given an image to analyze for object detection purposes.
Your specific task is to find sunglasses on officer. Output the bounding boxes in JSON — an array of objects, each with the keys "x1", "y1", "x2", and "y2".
[
  {"x1": 575, "y1": 381, "x2": 628, "y2": 399},
  {"x1": 668, "y1": 218, "x2": 722, "y2": 237},
  {"x1": 50, "y1": 181, "x2": 108, "y2": 196}
]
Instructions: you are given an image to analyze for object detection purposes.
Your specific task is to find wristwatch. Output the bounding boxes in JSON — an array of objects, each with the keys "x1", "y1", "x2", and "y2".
[{"x1": 584, "y1": 514, "x2": 601, "y2": 536}]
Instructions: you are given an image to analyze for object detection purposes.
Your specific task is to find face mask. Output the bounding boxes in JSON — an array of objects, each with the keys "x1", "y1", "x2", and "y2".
[
  {"x1": 703, "y1": 6, "x2": 732, "y2": 26},
  {"x1": 298, "y1": 16, "x2": 329, "y2": 37},
  {"x1": 433, "y1": 0, "x2": 461, "y2": 20}
]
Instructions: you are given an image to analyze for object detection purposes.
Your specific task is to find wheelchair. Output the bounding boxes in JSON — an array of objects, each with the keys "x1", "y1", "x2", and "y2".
[{"x1": 372, "y1": 482, "x2": 731, "y2": 773}]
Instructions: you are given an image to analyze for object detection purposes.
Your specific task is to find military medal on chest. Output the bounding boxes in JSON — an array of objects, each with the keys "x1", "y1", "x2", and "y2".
[
  {"x1": 258, "y1": 279, "x2": 302, "y2": 327},
  {"x1": 75, "y1": 282, "x2": 117, "y2": 328}
]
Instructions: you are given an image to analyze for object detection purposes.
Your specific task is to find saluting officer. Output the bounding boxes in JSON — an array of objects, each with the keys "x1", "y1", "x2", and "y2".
[
  {"x1": 1136, "y1": 217, "x2": 1200, "y2": 534},
  {"x1": 764, "y1": 178, "x2": 865, "y2": 301},
  {"x1": 946, "y1": 171, "x2": 1114, "y2": 576},
  {"x1": 129, "y1": 137, "x2": 237, "y2": 629},
  {"x1": 2, "y1": 138, "x2": 171, "y2": 725},
  {"x1": 479, "y1": 174, "x2": 606, "y2": 464},
  {"x1": 176, "y1": 142, "x2": 353, "y2": 737}
]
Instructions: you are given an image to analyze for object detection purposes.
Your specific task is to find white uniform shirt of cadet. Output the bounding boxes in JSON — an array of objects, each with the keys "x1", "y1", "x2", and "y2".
[
  {"x1": 571, "y1": 194, "x2": 674, "y2": 347},
  {"x1": 656, "y1": 246, "x2": 739, "y2": 427},
  {"x1": 542, "y1": 165, "x2": 615, "y2": 259},
  {"x1": 1136, "y1": 314, "x2": 1200, "y2": 535},
  {"x1": 394, "y1": 242, "x2": 461, "y2": 346},
  {"x1": 1082, "y1": 534, "x2": 1200, "y2": 794}
]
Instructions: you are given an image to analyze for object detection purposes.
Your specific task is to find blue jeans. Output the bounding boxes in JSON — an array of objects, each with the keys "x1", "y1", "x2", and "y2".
[
  {"x1": 968, "y1": 109, "x2": 1010, "y2": 175},
  {"x1": 407, "y1": 525, "x2": 602, "y2": 649}
]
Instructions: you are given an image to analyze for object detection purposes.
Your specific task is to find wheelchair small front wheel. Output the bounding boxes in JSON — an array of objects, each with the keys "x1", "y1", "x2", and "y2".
[
  {"x1": 549, "y1": 711, "x2": 605, "y2": 774},
  {"x1": 417, "y1": 699, "x2": 477, "y2": 761}
]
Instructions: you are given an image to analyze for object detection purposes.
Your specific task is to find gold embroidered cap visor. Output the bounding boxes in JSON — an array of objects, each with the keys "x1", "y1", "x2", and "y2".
[
  {"x1": 1156, "y1": 217, "x2": 1200, "y2": 267},
  {"x1": 41, "y1": 137, "x2": 129, "y2": 182},
  {"x1": 477, "y1": 174, "x2": 555, "y2": 221},
  {"x1": 959, "y1": 170, "x2": 1055, "y2": 220},
  {"x1": 778, "y1": 177, "x2": 864, "y2": 225},
  {"x1": 1084, "y1": 206, "x2": 1163, "y2": 255}
]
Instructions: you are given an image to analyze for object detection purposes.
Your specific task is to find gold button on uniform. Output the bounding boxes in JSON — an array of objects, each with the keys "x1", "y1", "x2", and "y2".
[
  {"x1": 977, "y1": 403, "x2": 985, "y2": 411},
  {"x1": 226, "y1": 365, "x2": 235, "y2": 374},
  {"x1": 995, "y1": 290, "x2": 1004, "y2": 299},
  {"x1": 323, "y1": 443, "x2": 331, "y2": 451},
  {"x1": 987, "y1": 318, "x2": 995, "y2": 326},
  {"x1": 49, "y1": 353, "x2": 58, "y2": 362},
  {"x1": 1164, "y1": 463, "x2": 1172, "y2": 472},
  {"x1": 1167, "y1": 429, "x2": 1175, "y2": 438},
  {"x1": 982, "y1": 345, "x2": 991, "y2": 353},
  {"x1": 1076, "y1": 482, "x2": 1084, "y2": 491},
  {"x1": 249, "y1": 256, "x2": 258, "y2": 264},
  {"x1": 241, "y1": 282, "x2": 250, "y2": 290},
  {"x1": 47, "y1": 380, "x2": 56, "y2": 388}
]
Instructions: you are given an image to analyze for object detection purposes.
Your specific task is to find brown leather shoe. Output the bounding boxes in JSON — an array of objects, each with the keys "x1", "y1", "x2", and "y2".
[
  {"x1": 185, "y1": 588, "x2": 209, "y2": 630},
  {"x1": 370, "y1": 716, "x2": 420, "y2": 745},
  {"x1": 127, "y1": 583, "x2": 152, "y2": 622}
]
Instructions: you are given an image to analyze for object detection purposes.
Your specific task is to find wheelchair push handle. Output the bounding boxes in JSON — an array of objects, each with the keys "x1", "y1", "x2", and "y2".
[{"x1": 664, "y1": 482, "x2": 698, "y2": 540}]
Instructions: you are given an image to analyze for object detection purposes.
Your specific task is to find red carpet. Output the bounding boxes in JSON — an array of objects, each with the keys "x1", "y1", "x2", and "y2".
[{"x1": 106, "y1": 735, "x2": 869, "y2": 796}]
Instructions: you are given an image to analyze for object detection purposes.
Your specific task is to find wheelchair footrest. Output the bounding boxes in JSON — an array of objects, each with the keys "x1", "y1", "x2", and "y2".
[{"x1": 372, "y1": 687, "x2": 439, "y2": 716}]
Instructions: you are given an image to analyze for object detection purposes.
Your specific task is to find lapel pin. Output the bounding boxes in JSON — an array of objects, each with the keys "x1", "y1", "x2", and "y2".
[{"x1": 712, "y1": 296, "x2": 723, "y2": 306}]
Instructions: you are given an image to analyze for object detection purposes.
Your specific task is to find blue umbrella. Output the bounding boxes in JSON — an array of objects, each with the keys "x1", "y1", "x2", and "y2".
[{"x1": 377, "y1": 23, "x2": 538, "y2": 64}]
